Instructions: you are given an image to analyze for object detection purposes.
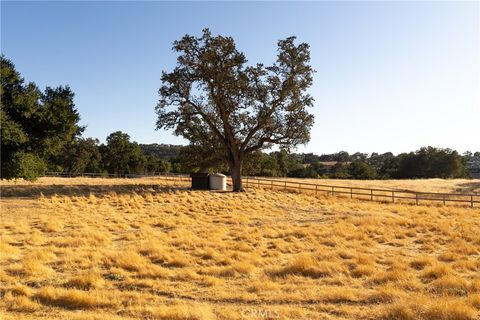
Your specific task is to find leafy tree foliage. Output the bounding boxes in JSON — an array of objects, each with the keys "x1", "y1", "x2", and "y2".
[
  {"x1": 348, "y1": 161, "x2": 377, "y2": 179},
  {"x1": 251, "y1": 152, "x2": 283, "y2": 177},
  {"x1": 145, "y1": 155, "x2": 172, "y2": 174},
  {"x1": 1, "y1": 56, "x2": 83, "y2": 180},
  {"x1": 2, "y1": 152, "x2": 47, "y2": 181},
  {"x1": 176, "y1": 143, "x2": 227, "y2": 173},
  {"x1": 56, "y1": 135, "x2": 177, "y2": 176},
  {"x1": 140, "y1": 143, "x2": 182, "y2": 159},
  {"x1": 351, "y1": 152, "x2": 368, "y2": 161},
  {"x1": 395, "y1": 147, "x2": 464, "y2": 179},
  {"x1": 156, "y1": 29, "x2": 315, "y2": 191},
  {"x1": 287, "y1": 147, "x2": 468, "y2": 179},
  {"x1": 242, "y1": 150, "x2": 298, "y2": 177},
  {"x1": 101, "y1": 131, "x2": 146, "y2": 175},
  {"x1": 330, "y1": 162, "x2": 350, "y2": 179},
  {"x1": 58, "y1": 138, "x2": 103, "y2": 174}
]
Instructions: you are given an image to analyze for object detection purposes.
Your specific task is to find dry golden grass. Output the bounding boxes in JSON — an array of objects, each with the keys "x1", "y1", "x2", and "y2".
[
  {"x1": 2, "y1": 176, "x2": 478, "y2": 194},
  {"x1": 1, "y1": 177, "x2": 479, "y2": 319},
  {"x1": 271, "y1": 177, "x2": 480, "y2": 194}
]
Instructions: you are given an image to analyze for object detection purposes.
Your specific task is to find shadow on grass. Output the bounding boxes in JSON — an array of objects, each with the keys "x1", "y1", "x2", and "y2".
[{"x1": 0, "y1": 183, "x2": 190, "y2": 198}]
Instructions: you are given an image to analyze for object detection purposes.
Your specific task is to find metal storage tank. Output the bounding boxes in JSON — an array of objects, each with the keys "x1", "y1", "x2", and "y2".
[
  {"x1": 190, "y1": 172, "x2": 210, "y2": 190},
  {"x1": 209, "y1": 173, "x2": 227, "y2": 191}
]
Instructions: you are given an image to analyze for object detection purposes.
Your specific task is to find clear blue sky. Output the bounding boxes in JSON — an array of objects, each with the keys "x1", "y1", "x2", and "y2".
[{"x1": 2, "y1": 1, "x2": 479, "y2": 155}]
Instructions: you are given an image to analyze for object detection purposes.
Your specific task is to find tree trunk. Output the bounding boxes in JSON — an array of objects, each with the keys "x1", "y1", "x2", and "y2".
[{"x1": 230, "y1": 159, "x2": 244, "y2": 192}]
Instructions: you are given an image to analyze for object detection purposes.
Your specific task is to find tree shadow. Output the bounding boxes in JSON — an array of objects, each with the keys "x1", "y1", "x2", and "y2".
[
  {"x1": 0, "y1": 183, "x2": 190, "y2": 198},
  {"x1": 453, "y1": 182, "x2": 480, "y2": 194}
]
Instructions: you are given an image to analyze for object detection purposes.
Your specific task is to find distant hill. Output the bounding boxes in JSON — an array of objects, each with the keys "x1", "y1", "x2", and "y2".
[{"x1": 139, "y1": 143, "x2": 183, "y2": 159}]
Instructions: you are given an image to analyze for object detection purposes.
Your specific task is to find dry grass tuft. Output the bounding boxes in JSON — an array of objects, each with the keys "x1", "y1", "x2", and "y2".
[
  {"x1": 35, "y1": 287, "x2": 112, "y2": 309},
  {"x1": 271, "y1": 255, "x2": 334, "y2": 278},
  {"x1": 3, "y1": 292, "x2": 40, "y2": 312},
  {"x1": 65, "y1": 271, "x2": 105, "y2": 290},
  {"x1": 132, "y1": 304, "x2": 215, "y2": 320},
  {"x1": 383, "y1": 296, "x2": 477, "y2": 320},
  {"x1": 410, "y1": 256, "x2": 433, "y2": 270},
  {"x1": 422, "y1": 263, "x2": 454, "y2": 281},
  {"x1": 429, "y1": 275, "x2": 469, "y2": 296}
]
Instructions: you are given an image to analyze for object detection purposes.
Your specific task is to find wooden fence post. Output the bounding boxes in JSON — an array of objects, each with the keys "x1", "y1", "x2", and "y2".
[
  {"x1": 392, "y1": 191, "x2": 395, "y2": 203},
  {"x1": 271, "y1": 180, "x2": 273, "y2": 190},
  {"x1": 315, "y1": 185, "x2": 318, "y2": 195},
  {"x1": 370, "y1": 189, "x2": 373, "y2": 201},
  {"x1": 350, "y1": 188, "x2": 353, "y2": 199},
  {"x1": 472, "y1": 195, "x2": 474, "y2": 208},
  {"x1": 443, "y1": 194, "x2": 446, "y2": 205},
  {"x1": 416, "y1": 193, "x2": 419, "y2": 205},
  {"x1": 299, "y1": 183, "x2": 301, "y2": 193},
  {"x1": 284, "y1": 181, "x2": 287, "y2": 191},
  {"x1": 331, "y1": 186, "x2": 334, "y2": 196}
]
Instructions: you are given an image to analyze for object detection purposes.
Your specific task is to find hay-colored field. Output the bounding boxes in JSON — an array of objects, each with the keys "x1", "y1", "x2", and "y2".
[
  {"x1": 2, "y1": 177, "x2": 479, "y2": 195},
  {"x1": 251, "y1": 177, "x2": 480, "y2": 195},
  {"x1": 1, "y1": 177, "x2": 480, "y2": 320}
]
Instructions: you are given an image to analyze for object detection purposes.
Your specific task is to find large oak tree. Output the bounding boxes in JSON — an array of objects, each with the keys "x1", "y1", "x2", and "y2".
[{"x1": 156, "y1": 29, "x2": 315, "y2": 191}]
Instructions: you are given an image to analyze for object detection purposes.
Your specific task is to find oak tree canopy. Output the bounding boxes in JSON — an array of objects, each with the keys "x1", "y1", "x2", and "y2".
[{"x1": 156, "y1": 29, "x2": 315, "y2": 191}]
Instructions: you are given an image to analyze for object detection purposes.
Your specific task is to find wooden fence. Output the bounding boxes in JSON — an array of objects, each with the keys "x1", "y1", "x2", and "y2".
[
  {"x1": 241, "y1": 176, "x2": 479, "y2": 208},
  {"x1": 44, "y1": 171, "x2": 192, "y2": 188},
  {"x1": 45, "y1": 171, "x2": 190, "y2": 179},
  {"x1": 44, "y1": 172, "x2": 479, "y2": 208}
]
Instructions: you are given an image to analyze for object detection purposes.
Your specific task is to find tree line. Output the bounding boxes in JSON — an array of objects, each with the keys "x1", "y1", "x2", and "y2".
[
  {"x1": 53, "y1": 142, "x2": 480, "y2": 180},
  {"x1": 248, "y1": 148, "x2": 479, "y2": 179},
  {"x1": 2, "y1": 55, "x2": 478, "y2": 181}
]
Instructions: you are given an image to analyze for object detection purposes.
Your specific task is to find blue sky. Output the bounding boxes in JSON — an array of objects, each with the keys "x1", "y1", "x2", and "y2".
[{"x1": 1, "y1": 1, "x2": 479, "y2": 155}]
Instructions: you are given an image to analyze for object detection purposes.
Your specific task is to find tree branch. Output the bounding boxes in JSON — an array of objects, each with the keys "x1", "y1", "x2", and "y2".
[
  {"x1": 244, "y1": 135, "x2": 287, "y2": 155},
  {"x1": 182, "y1": 96, "x2": 227, "y2": 147},
  {"x1": 240, "y1": 75, "x2": 292, "y2": 152}
]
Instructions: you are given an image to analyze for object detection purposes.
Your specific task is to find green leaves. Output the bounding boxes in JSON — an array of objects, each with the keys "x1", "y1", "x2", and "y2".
[
  {"x1": 156, "y1": 29, "x2": 315, "y2": 189},
  {"x1": 156, "y1": 29, "x2": 315, "y2": 179},
  {"x1": 2, "y1": 152, "x2": 47, "y2": 181},
  {"x1": 0, "y1": 56, "x2": 83, "y2": 180},
  {"x1": 102, "y1": 131, "x2": 146, "y2": 175}
]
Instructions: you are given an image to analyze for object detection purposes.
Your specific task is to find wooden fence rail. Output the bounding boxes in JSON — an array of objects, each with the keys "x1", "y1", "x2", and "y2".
[
  {"x1": 45, "y1": 171, "x2": 190, "y2": 179},
  {"x1": 241, "y1": 176, "x2": 479, "y2": 208},
  {"x1": 44, "y1": 172, "x2": 479, "y2": 208}
]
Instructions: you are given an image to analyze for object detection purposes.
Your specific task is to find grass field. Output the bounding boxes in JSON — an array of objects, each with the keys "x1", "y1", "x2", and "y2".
[
  {"x1": 251, "y1": 177, "x2": 480, "y2": 195},
  {"x1": 1, "y1": 177, "x2": 480, "y2": 319},
  {"x1": 2, "y1": 177, "x2": 479, "y2": 195}
]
